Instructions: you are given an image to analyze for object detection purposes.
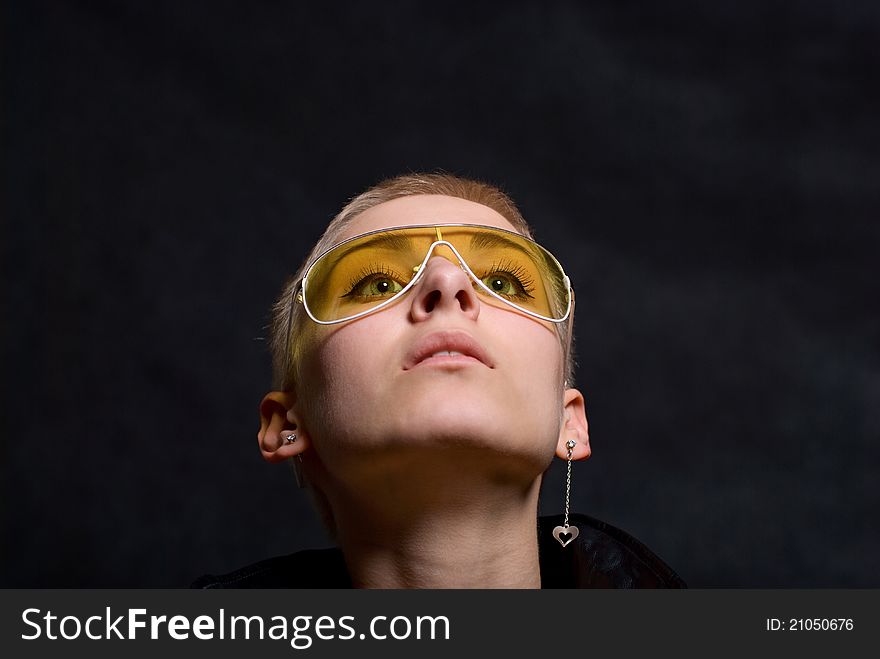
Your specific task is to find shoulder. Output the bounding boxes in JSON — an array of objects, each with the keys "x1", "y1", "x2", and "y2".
[{"x1": 538, "y1": 513, "x2": 686, "y2": 588}]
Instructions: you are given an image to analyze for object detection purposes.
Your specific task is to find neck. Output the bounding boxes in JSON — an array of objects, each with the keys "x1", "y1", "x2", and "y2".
[{"x1": 324, "y1": 457, "x2": 545, "y2": 588}]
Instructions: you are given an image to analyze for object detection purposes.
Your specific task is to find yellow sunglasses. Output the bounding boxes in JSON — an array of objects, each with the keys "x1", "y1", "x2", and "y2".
[{"x1": 294, "y1": 224, "x2": 573, "y2": 325}]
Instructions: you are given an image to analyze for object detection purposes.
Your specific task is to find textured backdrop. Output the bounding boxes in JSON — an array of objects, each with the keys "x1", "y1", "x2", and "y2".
[{"x1": 3, "y1": 0, "x2": 878, "y2": 587}]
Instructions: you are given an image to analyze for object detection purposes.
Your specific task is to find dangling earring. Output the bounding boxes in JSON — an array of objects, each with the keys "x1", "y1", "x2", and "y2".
[
  {"x1": 290, "y1": 451, "x2": 305, "y2": 489},
  {"x1": 283, "y1": 427, "x2": 306, "y2": 489},
  {"x1": 552, "y1": 439, "x2": 579, "y2": 547}
]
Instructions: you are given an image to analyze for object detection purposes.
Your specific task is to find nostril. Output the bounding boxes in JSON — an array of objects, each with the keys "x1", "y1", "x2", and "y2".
[
  {"x1": 456, "y1": 289, "x2": 475, "y2": 309},
  {"x1": 423, "y1": 290, "x2": 441, "y2": 313}
]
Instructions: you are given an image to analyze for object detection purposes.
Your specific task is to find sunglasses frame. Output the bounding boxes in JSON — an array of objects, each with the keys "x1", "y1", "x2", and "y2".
[{"x1": 293, "y1": 223, "x2": 573, "y2": 326}]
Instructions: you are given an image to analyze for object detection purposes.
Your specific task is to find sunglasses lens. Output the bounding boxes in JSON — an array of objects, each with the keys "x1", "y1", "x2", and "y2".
[
  {"x1": 303, "y1": 227, "x2": 569, "y2": 323},
  {"x1": 304, "y1": 230, "x2": 421, "y2": 322}
]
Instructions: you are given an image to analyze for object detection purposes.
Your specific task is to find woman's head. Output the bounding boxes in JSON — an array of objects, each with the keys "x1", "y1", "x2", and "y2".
[
  {"x1": 258, "y1": 174, "x2": 590, "y2": 537},
  {"x1": 270, "y1": 173, "x2": 574, "y2": 391}
]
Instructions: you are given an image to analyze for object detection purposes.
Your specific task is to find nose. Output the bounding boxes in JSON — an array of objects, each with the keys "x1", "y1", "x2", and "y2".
[{"x1": 409, "y1": 254, "x2": 481, "y2": 322}]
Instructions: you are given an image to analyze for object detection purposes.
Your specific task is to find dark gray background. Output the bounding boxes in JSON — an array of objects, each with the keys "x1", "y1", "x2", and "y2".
[{"x1": 2, "y1": 0, "x2": 878, "y2": 587}]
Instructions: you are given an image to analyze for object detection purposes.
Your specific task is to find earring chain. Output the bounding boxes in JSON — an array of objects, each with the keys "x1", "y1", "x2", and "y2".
[{"x1": 564, "y1": 441, "x2": 574, "y2": 528}]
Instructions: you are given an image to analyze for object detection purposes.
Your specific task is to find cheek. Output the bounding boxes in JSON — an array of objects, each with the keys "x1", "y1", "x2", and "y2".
[
  {"x1": 297, "y1": 318, "x2": 398, "y2": 437},
  {"x1": 320, "y1": 313, "x2": 401, "y2": 377},
  {"x1": 492, "y1": 315, "x2": 566, "y2": 423},
  {"x1": 501, "y1": 316, "x2": 564, "y2": 382}
]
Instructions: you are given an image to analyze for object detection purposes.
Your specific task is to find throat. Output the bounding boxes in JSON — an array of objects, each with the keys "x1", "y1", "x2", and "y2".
[{"x1": 330, "y1": 472, "x2": 544, "y2": 588}]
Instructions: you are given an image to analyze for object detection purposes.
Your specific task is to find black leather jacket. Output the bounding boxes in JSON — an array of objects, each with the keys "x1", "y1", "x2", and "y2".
[{"x1": 192, "y1": 512, "x2": 685, "y2": 588}]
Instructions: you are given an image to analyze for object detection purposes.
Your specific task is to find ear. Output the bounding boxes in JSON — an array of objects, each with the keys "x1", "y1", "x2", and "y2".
[
  {"x1": 555, "y1": 387, "x2": 591, "y2": 461},
  {"x1": 258, "y1": 391, "x2": 312, "y2": 464}
]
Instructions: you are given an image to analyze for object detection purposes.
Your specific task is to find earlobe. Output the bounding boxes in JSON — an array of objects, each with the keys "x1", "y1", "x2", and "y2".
[
  {"x1": 258, "y1": 391, "x2": 311, "y2": 464},
  {"x1": 556, "y1": 388, "x2": 591, "y2": 461}
]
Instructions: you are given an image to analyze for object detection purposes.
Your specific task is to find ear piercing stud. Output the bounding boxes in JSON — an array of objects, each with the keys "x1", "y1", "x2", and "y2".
[{"x1": 284, "y1": 433, "x2": 297, "y2": 444}]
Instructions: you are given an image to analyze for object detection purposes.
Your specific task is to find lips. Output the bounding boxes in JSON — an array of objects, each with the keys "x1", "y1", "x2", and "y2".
[{"x1": 403, "y1": 330, "x2": 494, "y2": 370}]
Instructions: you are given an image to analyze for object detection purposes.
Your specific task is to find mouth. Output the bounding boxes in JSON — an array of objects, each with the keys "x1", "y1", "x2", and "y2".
[{"x1": 403, "y1": 330, "x2": 494, "y2": 370}]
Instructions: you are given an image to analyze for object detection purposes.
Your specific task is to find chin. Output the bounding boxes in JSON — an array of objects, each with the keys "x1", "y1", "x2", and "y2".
[{"x1": 388, "y1": 389, "x2": 536, "y2": 452}]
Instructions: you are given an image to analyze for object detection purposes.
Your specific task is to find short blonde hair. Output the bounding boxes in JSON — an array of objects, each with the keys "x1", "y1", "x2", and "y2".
[{"x1": 269, "y1": 172, "x2": 574, "y2": 392}]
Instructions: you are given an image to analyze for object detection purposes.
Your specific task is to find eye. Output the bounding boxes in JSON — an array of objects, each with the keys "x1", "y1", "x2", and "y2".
[
  {"x1": 482, "y1": 274, "x2": 520, "y2": 296},
  {"x1": 477, "y1": 261, "x2": 536, "y2": 301},
  {"x1": 345, "y1": 273, "x2": 405, "y2": 299}
]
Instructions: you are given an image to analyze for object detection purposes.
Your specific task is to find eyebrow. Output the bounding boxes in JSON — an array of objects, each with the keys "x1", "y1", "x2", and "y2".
[
  {"x1": 468, "y1": 231, "x2": 537, "y2": 258},
  {"x1": 330, "y1": 233, "x2": 416, "y2": 263}
]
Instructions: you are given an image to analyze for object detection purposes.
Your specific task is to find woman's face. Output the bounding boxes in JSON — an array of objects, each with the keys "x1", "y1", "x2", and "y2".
[{"x1": 296, "y1": 195, "x2": 568, "y2": 486}]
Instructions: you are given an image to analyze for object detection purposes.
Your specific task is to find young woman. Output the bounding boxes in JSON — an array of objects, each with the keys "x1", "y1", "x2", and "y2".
[{"x1": 194, "y1": 174, "x2": 684, "y2": 588}]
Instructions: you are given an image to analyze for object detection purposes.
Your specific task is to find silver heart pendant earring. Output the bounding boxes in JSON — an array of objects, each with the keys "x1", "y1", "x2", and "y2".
[{"x1": 552, "y1": 439, "x2": 579, "y2": 548}]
